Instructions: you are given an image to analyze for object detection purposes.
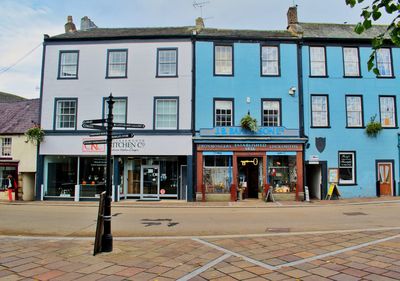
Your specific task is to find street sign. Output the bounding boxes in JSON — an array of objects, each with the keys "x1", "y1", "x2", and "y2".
[
  {"x1": 83, "y1": 139, "x2": 107, "y2": 145},
  {"x1": 111, "y1": 133, "x2": 134, "y2": 139},
  {"x1": 83, "y1": 119, "x2": 107, "y2": 124},
  {"x1": 113, "y1": 122, "x2": 145, "y2": 129},
  {"x1": 82, "y1": 123, "x2": 106, "y2": 130}
]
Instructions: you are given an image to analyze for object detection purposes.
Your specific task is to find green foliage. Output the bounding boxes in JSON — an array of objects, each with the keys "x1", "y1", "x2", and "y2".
[
  {"x1": 346, "y1": 0, "x2": 400, "y2": 73},
  {"x1": 365, "y1": 115, "x2": 382, "y2": 137},
  {"x1": 25, "y1": 126, "x2": 44, "y2": 144},
  {"x1": 240, "y1": 114, "x2": 258, "y2": 132}
]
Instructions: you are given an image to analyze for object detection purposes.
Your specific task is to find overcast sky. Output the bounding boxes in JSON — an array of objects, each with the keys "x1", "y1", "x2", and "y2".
[{"x1": 0, "y1": 0, "x2": 393, "y2": 99}]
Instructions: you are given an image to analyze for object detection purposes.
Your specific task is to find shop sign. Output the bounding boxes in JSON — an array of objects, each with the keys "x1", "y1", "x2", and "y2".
[
  {"x1": 197, "y1": 143, "x2": 302, "y2": 151},
  {"x1": 82, "y1": 138, "x2": 145, "y2": 153},
  {"x1": 199, "y1": 126, "x2": 299, "y2": 137},
  {"x1": 339, "y1": 153, "x2": 353, "y2": 167}
]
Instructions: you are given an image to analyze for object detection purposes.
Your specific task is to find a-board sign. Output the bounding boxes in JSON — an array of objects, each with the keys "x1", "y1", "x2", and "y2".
[
  {"x1": 325, "y1": 184, "x2": 341, "y2": 200},
  {"x1": 328, "y1": 168, "x2": 339, "y2": 184}
]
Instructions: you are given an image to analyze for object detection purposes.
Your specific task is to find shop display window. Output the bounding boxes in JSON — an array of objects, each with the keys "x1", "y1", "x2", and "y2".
[
  {"x1": 267, "y1": 155, "x2": 297, "y2": 193},
  {"x1": 79, "y1": 157, "x2": 106, "y2": 197},
  {"x1": 203, "y1": 155, "x2": 232, "y2": 194},
  {"x1": 0, "y1": 166, "x2": 17, "y2": 191},
  {"x1": 46, "y1": 156, "x2": 77, "y2": 197}
]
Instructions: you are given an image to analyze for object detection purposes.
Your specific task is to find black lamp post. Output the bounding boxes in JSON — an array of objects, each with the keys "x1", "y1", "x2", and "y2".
[{"x1": 102, "y1": 93, "x2": 114, "y2": 252}]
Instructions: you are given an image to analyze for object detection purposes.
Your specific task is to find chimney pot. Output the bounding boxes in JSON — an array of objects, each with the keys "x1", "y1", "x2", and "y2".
[
  {"x1": 196, "y1": 17, "x2": 205, "y2": 30},
  {"x1": 64, "y1": 15, "x2": 77, "y2": 33},
  {"x1": 287, "y1": 6, "x2": 298, "y2": 25}
]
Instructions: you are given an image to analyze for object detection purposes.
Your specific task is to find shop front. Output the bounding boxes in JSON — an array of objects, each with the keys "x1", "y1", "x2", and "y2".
[
  {"x1": 0, "y1": 160, "x2": 19, "y2": 200},
  {"x1": 38, "y1": 135, "x2": 193, "y2": 201}
]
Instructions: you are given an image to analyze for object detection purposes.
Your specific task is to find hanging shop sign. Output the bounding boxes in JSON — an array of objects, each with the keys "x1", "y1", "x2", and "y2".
[{"x1": 199, "y1": 126, "x2": 299, "y2": 137}]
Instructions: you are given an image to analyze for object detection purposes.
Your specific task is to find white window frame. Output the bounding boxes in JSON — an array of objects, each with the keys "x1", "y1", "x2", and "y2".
[
  {"x1": 215, "y1": 45, "x2": 233, "y2": 75},
  {"x1": 338, "y1": 151, "x2": 356, "y2": 185},
  {"x1": 55, "y1": 99, "x2": 77, "y2": 130},
  {"x1": 346, "y1": 96, "x2": 363, "y2": 127},
  {"x1": 215, "y1": 100, "x2": 233, "y2": 127},
  {"x1": 107, "y1": 50, "x2": 128, "y2": 78},
  {"x1": 262, "y1": 100, "x2": 281, "y2": 127},
  {"x1": 376, "y1": 48, "x2": 393, "y2": 77},
  {"x1": 104, "y1": 97, "x2": 127, "y2": 124},
  {"x1": 155, "y1": 98, "x2": 178, "y2": 130},
  {"x1": 1, "y1": 138, "x2": 12, "y2": 157},
  {"x1": 261, "y1": 46, "x2": 279, "y2": 76},
  {"x1": 59, "y1": 51, "x2": 79, "y2": 79},
  {"x1": 311, "y1": 95, "x2": 329, "y2": 127},
  {"x1": 157, "y1": 48, "x2": 177, "y2": 77},
  {"x1": 380, "y1": 96, "x2": 396, "y2": 128},
  {"x1": 310, "y1": 46, "x2": 327, "y2": 76},
  {"x1": 343, "y1": 47, "x2": 360, "y2": 77}
]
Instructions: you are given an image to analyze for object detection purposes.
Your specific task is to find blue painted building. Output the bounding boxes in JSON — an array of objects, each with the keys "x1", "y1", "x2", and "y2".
[
  {"x1": 286, "y1": 7, "x2": 400, "y2": 199},
  {"x1": 193, "y1": 24, "x2": 307, "y2": 201}
]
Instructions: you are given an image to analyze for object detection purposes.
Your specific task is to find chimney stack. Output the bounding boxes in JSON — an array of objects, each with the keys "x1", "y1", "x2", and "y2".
[
  {"x1": 64, "y1": 16, "x2": 77, "y2": 33},
  {"x1": 287, "y1": 6, "x2": 303, "y2": 35},
  {"x1": 80, "y1": 16, "x2": 98, "y2": 31},
  {"x1": 196, "y1": 17, "x2": 205, "y2": 30}
]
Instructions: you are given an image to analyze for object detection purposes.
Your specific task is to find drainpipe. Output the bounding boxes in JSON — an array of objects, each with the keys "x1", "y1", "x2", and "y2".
[
  {"x1": 190, "y1": 31, "x2": 197, "y2": 202},
  {"x1": 398, "y1": 133, "x2": 400, "y2": 196}
]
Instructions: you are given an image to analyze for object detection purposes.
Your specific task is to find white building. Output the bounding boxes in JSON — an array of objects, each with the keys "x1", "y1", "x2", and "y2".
[{"x1": 37, "y1": 17, "x2": 194, "y2": 201}]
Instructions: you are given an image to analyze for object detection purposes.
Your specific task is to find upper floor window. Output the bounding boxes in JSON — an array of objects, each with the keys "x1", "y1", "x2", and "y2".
[
  {"x1": 214, "y1": 99, "x2": 233, "y2": 127},
  {"x1": 214, "y1": 45, "x2": 233, "y2": 75},
  {"x1": 343, "y1": 47, "x2": 360, "y2": 77},
  {"x1": 346, "y1": 95, "x2": 363, "y2": 127},
  {"x1": 338, "y1": 151, "x2": 356, "y2": 185},
  {"x1": 106, "y1": 50, "x2": 128, "y2": 78},
  {"x1": 261, "y1": 46, "x2": 279, "y2": 76},
  {"x1": 55, "y1": 99, "x2": 77, "y2": 130},
  {"x1": 104, "y1": 97, "x2": 127, "y2": 124},
  {"x1": 157, "y1": 48, "x2": 177, "y2": 77},
  {"x1": 376, "y1": 48, "x2": 393, "y2": 77},
  {"x1": 380, "y1": 96, "x2": 397, "y2": 127},
  {"x1": 58, "y1": 51, "x2": 79, "y2": 79},
  {"x1": 309, "y1": 46, "x2": 327, "y2": 77},
  {"x1": 1, "y1": 138, "x2": 12, "y2": 157},
  {"x1": 311, "y1": 95, "x2": 329, "y2": 127},
  {"x1": 155, "y1": 98, "x2": 178, "y2": 130},
  {"x1": 262, "y1": 99, "x2": 281, "y2": 126}
]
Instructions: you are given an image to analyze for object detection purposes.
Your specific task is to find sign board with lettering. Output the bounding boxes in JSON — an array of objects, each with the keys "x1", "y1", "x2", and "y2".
[
  {"x1": 199, "y1": 126, "x2": 299, "y2": 137},
  {"x1": 328, "y1": 168, "x2": 339, "y2": 184},
  {"x1": 197, "y1": 143, "x2": 302, "y2": 152},
  {"x1": 339, "y1": 154, "x2": 353, "y2": 167}
]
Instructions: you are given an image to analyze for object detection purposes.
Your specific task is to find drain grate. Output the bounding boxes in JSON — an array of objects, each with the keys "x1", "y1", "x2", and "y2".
[
  {"x1": 265, "y1": 227, "x2": 290, "y2": 233},
  {"x1": 343, "y1": 212, "x2": 367, "y2": 216}
]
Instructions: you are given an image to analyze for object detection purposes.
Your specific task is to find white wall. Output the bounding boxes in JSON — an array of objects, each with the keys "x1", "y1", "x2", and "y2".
[{"x1": 41, "y1": 39, "x2": 192, "y2": 131}]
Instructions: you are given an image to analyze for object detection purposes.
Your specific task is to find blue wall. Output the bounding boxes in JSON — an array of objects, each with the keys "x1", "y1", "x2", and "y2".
[
  {"x1": 303, "y1": 45, "x2": 400, "y2": 198},
  {"x1": 195, "y1": 42, "x2": 300, "y2": 131}
]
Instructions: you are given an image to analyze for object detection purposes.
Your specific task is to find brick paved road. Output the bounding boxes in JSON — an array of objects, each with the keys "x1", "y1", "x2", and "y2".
[{"x1": 1, "y1": 229, "x2": 400, "y2": 280}]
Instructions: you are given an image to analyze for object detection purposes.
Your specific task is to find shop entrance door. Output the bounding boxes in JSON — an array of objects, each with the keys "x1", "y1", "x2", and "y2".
[
  {"x1": 140, "y1": 165, "x2": 160, "y2": 200},
  {"x1": 377, "y1": 162, "x2": 393, "y2": 196},
  {"x1": 238, "y1": 158, "x2": 259, "y2": 199}
]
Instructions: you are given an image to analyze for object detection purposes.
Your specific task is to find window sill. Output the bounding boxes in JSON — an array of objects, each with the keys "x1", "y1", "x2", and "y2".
[
  {"x1": 346, "y1": 126, "x2": 365, "y2": 129},
  {"x1": 156, "y1": 75, "x2": 178, "y2": 78},
  {"x1": 310, "y1": 126, "x2": 331, "y2": 129},
  {"x1": 261, "y1": 74, "x2": 281, "y2": 77},
  {"x1": 376, "y1": 76, "x2": 396, "y2": 79},
  {"x1": 105, "y1": 76, "x2": 127, "y2": 79},
  {"x1": 381, "y1": 126, "x2": 399, "y2": 129},
  {"x1": 57, "y1": 77, "x2": 78, "y2": 80},
  {"x1": 343, "y1": 76, "x2": 362, "y2": 78},
  {"x1": 214, "y1": 73, "x2": 234, "y2": 77},
  {"x1": 338, "y1": 183, "x2": 357, "y2": 186},
  {"x1": 309, "y1": 75, "x2": 329, "y2": 78}
]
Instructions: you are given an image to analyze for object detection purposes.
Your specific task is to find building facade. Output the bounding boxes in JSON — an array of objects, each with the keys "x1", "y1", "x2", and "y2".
[{"x1": 37, "y1": 18, "x2": 194, "y2": 201}]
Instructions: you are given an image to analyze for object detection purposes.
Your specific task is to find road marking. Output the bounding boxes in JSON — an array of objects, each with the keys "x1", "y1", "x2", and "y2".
[
  {"x1": 176, "y1": 253, "x2": 231, "y2": 281},
  {"x1": 275, "y1": 233, "x2": 400, "y2": 269},
  {"x1": 193, "y1": 238, "x2": 277, "y2": 271}
]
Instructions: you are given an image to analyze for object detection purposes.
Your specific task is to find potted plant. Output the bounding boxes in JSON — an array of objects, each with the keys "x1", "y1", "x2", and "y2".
[
  {"x1": 240, "y1": 114, "x2": 258, "y2": 132},
  {"x1": 365, "y1": 115, "x2": 382, "y2": 137},
  {"x1": 25, "y1": 125, "x2": 44, "y2": 144}
]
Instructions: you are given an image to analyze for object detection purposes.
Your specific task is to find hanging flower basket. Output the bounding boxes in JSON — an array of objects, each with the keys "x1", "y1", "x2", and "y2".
[
  {"x1": 240, "y1": 114, "x2": 258, "y2": 132},
  {"x1": 25, "y1": 125, "x2": 44, "y2": 144},
  {"x1": 365, "y1": 115, "x2": 382, "y2": 137}
]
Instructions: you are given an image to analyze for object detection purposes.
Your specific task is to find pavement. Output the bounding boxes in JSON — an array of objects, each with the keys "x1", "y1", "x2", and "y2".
[{"x1": 0, "y1": 197, "x2": 400, "y2": 280}]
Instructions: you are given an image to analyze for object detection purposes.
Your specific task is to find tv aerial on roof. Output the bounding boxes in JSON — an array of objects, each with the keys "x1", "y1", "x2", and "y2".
[{"x1": 193, "y1": 0, "x2": 210, "y2": 17}]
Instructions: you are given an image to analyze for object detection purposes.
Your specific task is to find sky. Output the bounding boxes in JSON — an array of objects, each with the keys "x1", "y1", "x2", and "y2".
[{"x1": 0, "y1": 0, "x2": 394, "y2": 99}]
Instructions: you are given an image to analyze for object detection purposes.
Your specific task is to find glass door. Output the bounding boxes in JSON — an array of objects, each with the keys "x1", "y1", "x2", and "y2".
[{"x1": 140, "y1": 165, "x2": 160, "y2": 200}]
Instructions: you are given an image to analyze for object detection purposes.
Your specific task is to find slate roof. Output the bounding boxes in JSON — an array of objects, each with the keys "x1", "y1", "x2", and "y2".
[
  {"x1": 0, "y1": 92, "x2": 26, "y2": 103},
  {"x1": 299, "y1": 22, "x2": 389, "y2": 40},
  {"x1": 47, "y1": 26, "x2": 296, "y2": 41},
  {"x1": 0, "y1": 99, "x2": 40, "y2": 134}
]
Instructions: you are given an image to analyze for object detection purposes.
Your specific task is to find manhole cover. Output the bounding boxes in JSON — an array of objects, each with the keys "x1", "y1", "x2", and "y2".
[
  {"x1": 343, "y1": 212, "x2": 367, "y2": 216},
  {"x1": 265, "y1": 227, "x2": 290, "y2": 233}
]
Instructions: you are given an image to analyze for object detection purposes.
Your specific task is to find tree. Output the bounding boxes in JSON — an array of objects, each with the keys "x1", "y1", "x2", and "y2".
[{"x1": 346, "y1": 0, "x2": 400, "y2": 74}]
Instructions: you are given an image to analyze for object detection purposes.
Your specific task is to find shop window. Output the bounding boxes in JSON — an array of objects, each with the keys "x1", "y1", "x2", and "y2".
[
  {"x1": 55, "y1": 98, "x2": 77, "y2": 130},
  {"x1": 106, "y1": 49, "x2": 128, "y2": 78},
  {"x1": 379, "y1": 96, "x2": 397, "y2": 127},
  {"x1": 214, "y1": 99, "x2": 233, "y2": 127},
  {"x1": 261, "y1": 45, "x2": 280, "y2": 76},
  {"x1": 311, "y1": 95, "x2": 329, "y2": 127},
  {"x1": 309, "y1": 46, "x2": 327, "y2": 77},
  {"x1": 376, "y1": 48, "x2": 393, "y2": 77},
  {"x1": 343, "y1": 47, "x2": 360, "y2": 77},
  {"x1": 267, "y1": 155, "x2": 297, "y2": 193},
  {"x1": 346, "y1": 95, "x2": 363, "y2": 127},
  {"x1": 58, "y1": 51, "x2": 79, "y2": 79},
  {"x1": 103, "y1": 97, "x2": 127, "y2": 124},
  {"x1": 214, "y1": 44, "x2": 233, "y2": 75},
  {"x1": 203, "y1": 155, "x2": 232, "y2": 194},
  {"x1": 157, "y1": 48, "x2": 178, "y2": 77},
  {"x1": 155, "y1": 98, "x2": 178, "y2": 129},
  {"x1": 262, "y1": 99, "x2": 281, "y2": 127},
  {"x1": 0, "y1": 166, "x2": 17, "y2": 191},
  {"x1": 159, "y1": 159, "x2": 178, "y2": 195},
  {"x1": 338, "y1": 151, "x2": 356, "y2": 185},
  {"x1": 1, "y1": 138, "x2": 12, "y2": 157},
  {"x1": 46, "y1": 156, "x2": 77, "y2": 197},
  {"x1": 79, "y1": 157, "x2": 106, "y2": 198}
]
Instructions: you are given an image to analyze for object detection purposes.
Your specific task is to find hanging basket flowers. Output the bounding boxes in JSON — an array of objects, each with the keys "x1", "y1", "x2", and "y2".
[
  {"x1": 365, "y1": 115, "x2": 382, "y2": 137},
  {"x1": 240, "y1": 114, "x2": 258, "y2": 132},
  {"x1": 25, "y1": 125, "x2": 44, "y2": 144}
]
